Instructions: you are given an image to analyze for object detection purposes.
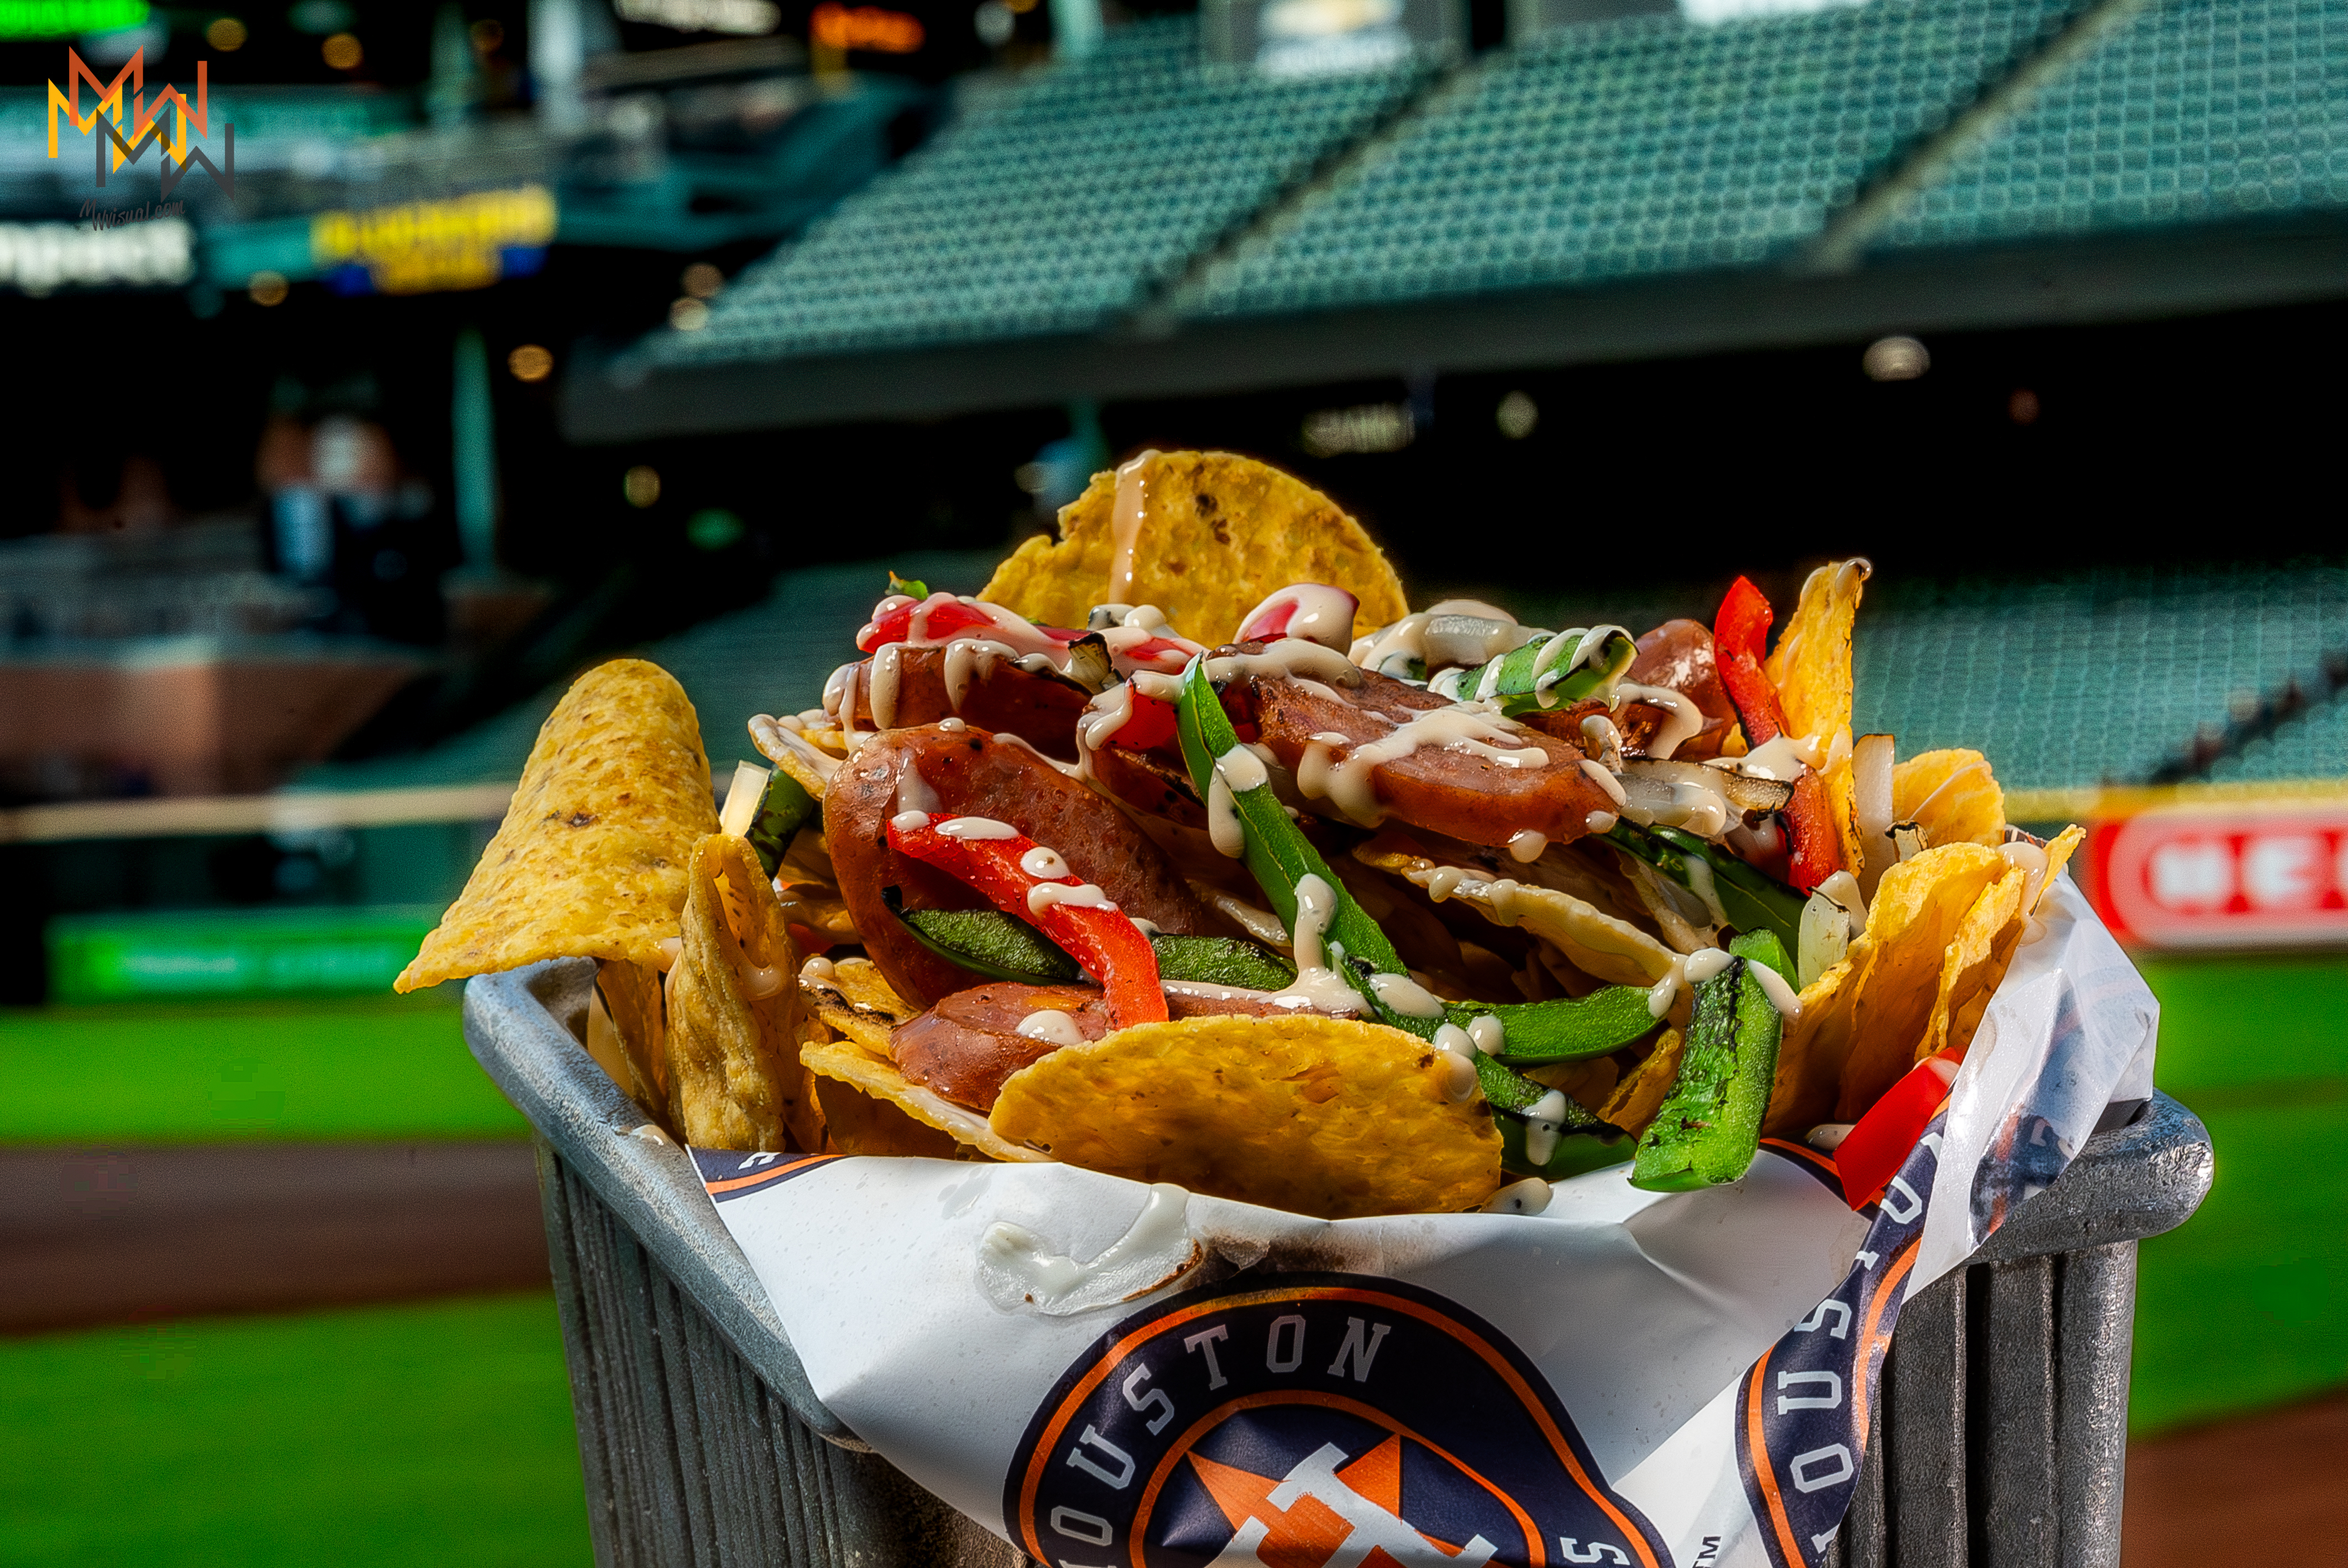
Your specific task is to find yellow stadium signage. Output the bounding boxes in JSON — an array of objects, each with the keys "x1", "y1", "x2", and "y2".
[{"x1": 310, "y1": 185, "x2": 557, "y2": 296}]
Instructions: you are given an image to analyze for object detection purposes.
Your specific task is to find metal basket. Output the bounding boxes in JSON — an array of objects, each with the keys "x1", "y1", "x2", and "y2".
[{"x1": 465, "y1": 957, "x2": 2212, "y2": 1568}]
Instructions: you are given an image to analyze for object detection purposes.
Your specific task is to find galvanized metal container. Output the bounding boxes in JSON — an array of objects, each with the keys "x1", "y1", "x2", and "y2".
[{"x1": 465, "y1": 957, "x2": 2212, "y2": 1568}]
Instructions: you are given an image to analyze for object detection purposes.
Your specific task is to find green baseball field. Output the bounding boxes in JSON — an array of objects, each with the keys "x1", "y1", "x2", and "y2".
[{"x1": 0, "y1": 956, "x2": 2339, "y2": 1564}]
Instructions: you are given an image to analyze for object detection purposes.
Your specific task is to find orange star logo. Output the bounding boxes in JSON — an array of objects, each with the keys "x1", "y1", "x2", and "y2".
[{"x1": 1186, "y1": 1435, "x2": 1500, "y2": 1568}]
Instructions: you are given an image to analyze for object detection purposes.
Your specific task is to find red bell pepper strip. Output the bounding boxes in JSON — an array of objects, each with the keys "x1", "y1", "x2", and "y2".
[
  {"x1": 885, "y1": 814, "x2": 1169, "y2": 1028},
  {"x1": 1780, "y1": 770, "x2": 1841, "y2": 894},
  {"x1": 1713, "y1": 575, "x2": 1841, "y2": 894},
  {"x1": 1834, "y1": 1048, "x2": 1964, "y2": 1209},
  {"x1": 857, "y1": 592, "x2": 1084, "y2": 654},
  {"x1": 1108, "y1": 691, "x2": 1180, "y2": 752},
  {"x1": 1713, "y1": 575, "x2": 1787, "y2": 746}
]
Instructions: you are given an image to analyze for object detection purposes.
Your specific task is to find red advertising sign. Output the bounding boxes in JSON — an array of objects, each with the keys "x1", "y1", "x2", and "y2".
[{"x1": 2090, "y1": 798, "x2": 2348, "y2": 950}]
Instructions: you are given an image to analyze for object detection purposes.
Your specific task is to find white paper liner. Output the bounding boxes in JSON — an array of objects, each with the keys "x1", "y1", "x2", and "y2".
[{"x1": 695, "y1": 877, "x2": 2155, "y2": 1568}]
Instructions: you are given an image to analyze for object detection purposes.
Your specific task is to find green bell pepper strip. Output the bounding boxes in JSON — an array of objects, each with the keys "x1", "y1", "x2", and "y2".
[
  {"x1": 1628, "y1": 929, "x2": 1789, "y2": 1192},
  {"x1": 1472, "y1": 1049, "x2": 1634, "y2": 1178},
  {"x1": 1604, "y1": 819, "x2": 1806, "y2": 955},
  {"x1": 887, "y1": 900, "x2": 1298, "y2": 991},
  {"x1": 744, "y1": 767, "x2": 817, "y2": 879},
  {"x1": 1174, "y1": 655, "x2": 1413, "y2": 989},
  {"x1": 1174, "y1": 655, "x2": 1635, "y2": 1179},
  {"x1": 1432, "y1": 628, "x2": 1638, "y2": 716},
  {"x1": 887, "y1": 897, "x2": 1080, "y2": 983},
  {"x1": 1454, "y1": 989, "x2": 1658, "y2": 1066}
]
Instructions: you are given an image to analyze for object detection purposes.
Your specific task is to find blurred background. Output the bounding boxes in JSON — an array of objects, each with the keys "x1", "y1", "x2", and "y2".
[{"x1": 1, "y1": 0, "x2": 2341, "y2": 1560}]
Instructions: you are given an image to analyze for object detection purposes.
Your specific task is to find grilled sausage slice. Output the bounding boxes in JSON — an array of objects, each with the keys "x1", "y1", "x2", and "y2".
[{"x1": 825, "y1": 724, "x2": 1217, "y2": 1007}]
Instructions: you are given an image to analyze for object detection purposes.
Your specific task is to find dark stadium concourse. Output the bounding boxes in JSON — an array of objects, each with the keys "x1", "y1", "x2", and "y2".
[{"x1": 586, "y1": 291, "x2": 2348, "y2": 597}]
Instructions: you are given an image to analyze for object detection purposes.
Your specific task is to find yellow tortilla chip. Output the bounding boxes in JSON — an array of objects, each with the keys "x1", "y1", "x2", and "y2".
[
  {"x1": 1602, "y1": 1028, "x2": 1685, "y2": 1140},
  {"x1": 800, "y1": 1033, "x2": 1047, "y2": 1163},
  {"x1": 1818, "y1": 749, "x2": 1865, "y2": 888},
  {"x1": 978, "y1": 451, "x2": 1409, "y2": 645},
  {"x1": 1893, "y1": 749, "x2": 2006, "y2": 850},
  {"x1": 748, "y1": 714, "x2": 843, "y2": 803},
  {"x1": 1763, "y1": 958, "x2": 1862, "y2": 1137},
  {"x1": 2036, "y1": 824, "x2": 2084, "y2": 911},
  {"x1": 1919, "y1": 866, "x2": 2027, "y2": 1061},
  {"x1": 990, "y1": 1013, "x2": 1501, "y2": 1220},
  {"x1": 584, "y1": 977, "x2": 664, "y2": 1126},
  {"x1": 664, "y1": 834, "x2": 817, "y2": 1152},
  {"x1": 1834, "y1": 843, "x2": 2007, "y2": 1120},
  {"x1": 1355, "y1": 843, "x2": 1676, "y2": 987},
  {"x1": 811, "y1": 1075, "x2": 962, "y2": 1159},
  {"x1": 1764, "y1": 559, "x2": 1869, "y2": 745},
  {"x1": 1525, "y1": 1055, "x2": 1619, "y2": 1111},
  {"x1": 1932, "y1": 824, "x2": 2089, "y2": 1057},
  {"x1": 798, "y1": 956, "x2": 917, "y2": 1059},
  {"x1": 596, "y1": 957, "x2": 670, "y2": 1111},
  {"x1": 398, "y1": 659, "x2": 717, "y2": 991}
]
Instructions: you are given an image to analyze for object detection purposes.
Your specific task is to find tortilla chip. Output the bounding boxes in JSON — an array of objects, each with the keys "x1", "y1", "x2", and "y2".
[
  {"x1": 1762, "y1": 956, "x2": 1862, "y2": 1136},
  {"x1": 596, "y1": 957, "x2": 670, "y2": 1109},
  {"x1": 990, "y1": 1013, "x2": 1501, "y2": 1219},
  {"x1": 1602, "y1": 1028, "x2": 1686, "y2": 1139},
  {"x1": 583, "y1": 979, "x2": 663, "y2": 1126},
  {"x1": 1893, "y1": 749, "x2": 2006, "y2": 850},
  {"x1": 798, "y1": 956, "x2": 918, "y2": 1058},
  {"x1": 1834, "y1": 843, "x2": 2007, "y2": 1120},
  {"x1": 978, "y1": 451, "x2": 1409, "y2": 645},
  {"x1": 1525, "y1": 1055, "x2": 1619, "y2": 1111},
  {"x1": 1764, "y1": 560, "x2": 1869, "y2": 745},
  {"x1": 397, "y1": 660, "x2": 717, "y2": 991},
  {"x1": 800, "y1": 1033, "x2": 1046, "y2": 1163},
  {"x1": 664, "y1": 834, "x2": 816, "y2": 1151},
  {"x1": 1919, "y1": 866, "x2": 2027, "y2": 1061},
  {"x1": 1932, "y1": 824, "x2": 2088, "y2": 1057},
  {"x1": 749, "y1": 714, "x2": 844, "y2": 803},
  {"x1": 1355, "y1": 843, "x2": 1676, "y2": 987},
  {"x1": 1818, "y1": 748, "x2": 1865, "y2": 886},
  {"x1": 811, "y1": 1075, "x2": 962, "y2": 1159},
  {"x1": 2036, "y1": 824, "x2": 2084, "y2": 911}
]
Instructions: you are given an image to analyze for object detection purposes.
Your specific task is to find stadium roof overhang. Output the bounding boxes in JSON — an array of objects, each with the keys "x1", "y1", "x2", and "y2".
[{"x1": 563, "y1": 220, "x2": 2348, "y2": 438}]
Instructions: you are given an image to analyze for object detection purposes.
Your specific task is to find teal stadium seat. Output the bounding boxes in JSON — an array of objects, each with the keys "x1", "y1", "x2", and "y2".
[
  {"x1": 645, "y1": 18, "x2": 1432, "y2": 364},
  {"x1": 1176, "y1": 0, "x2": 2090, "y2": 319},
  {"x1": 1873, "y1": 0, "x2": 2348, "y2": 251},
  {"x1": 1855, "y1": 562, "x2": 2348, "y2": 791}
]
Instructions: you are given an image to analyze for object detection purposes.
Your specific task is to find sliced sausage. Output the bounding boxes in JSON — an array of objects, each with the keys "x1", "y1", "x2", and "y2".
[
  {"x1": 892, "y1": 984, "x2": 1111, "y2": 1110},
  {"x1": 894, "y1": 981, "x2": 1323, "y2": 1111},
  {"x1": 1623, "y1": 618, "x2": 1736, "y2": 761},
  {"x1": 1240, "y1": 666, "x2": 1623, "y2": 852},
  {"x1": 825, "y1": 724, "x2": 1219, "y2": 1007},
  {"x1": 834, "y1": 646, "x2": 1090, "y2": 760}
]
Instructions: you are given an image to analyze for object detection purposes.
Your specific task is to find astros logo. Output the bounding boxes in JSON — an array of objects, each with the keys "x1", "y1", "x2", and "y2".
[{"x1": 1006, "y1": 1274, "x2": 1668, "y2": 1568}]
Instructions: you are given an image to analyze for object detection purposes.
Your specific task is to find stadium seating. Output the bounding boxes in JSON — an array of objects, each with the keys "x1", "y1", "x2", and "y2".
[
  {"x1": 619, "y1": 0, "x2": 2348, "y2": 374},
  {"x1": 646, "y1": 17, "x2": 1430, "y2": 365},
  {"x1": 1855, "y1": 561, "x2": 2348, "y2": 792},
  {"x1": 1180, "y1": 0, "x2": 2088, "y2": 317},
  {"x1": 1872, "y1": 0, "x2": 2348, "y2": 254}
]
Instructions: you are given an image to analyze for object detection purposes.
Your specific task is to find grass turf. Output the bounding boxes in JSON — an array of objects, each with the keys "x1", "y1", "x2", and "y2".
[
  {"x1": 2130, "y1": 953, "x2": 2348, "y2": 1433},
  {"x1": 0, "y1": 993, "x2": 527, "y2": 1143},
  {"x1": 0, "y1": 1293, "x2": 588, "y2": 1567}
]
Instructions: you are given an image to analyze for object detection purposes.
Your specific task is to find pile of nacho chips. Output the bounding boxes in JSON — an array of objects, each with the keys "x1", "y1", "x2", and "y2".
[{"x1": 404, "y1": 450, "x2": 2081, "y2": 1221}]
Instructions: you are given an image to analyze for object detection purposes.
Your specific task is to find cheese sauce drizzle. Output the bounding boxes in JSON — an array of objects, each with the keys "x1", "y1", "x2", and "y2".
[{"x1": 1108, "y1": 451, "x2": 1158, "y2": 607}]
